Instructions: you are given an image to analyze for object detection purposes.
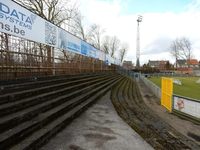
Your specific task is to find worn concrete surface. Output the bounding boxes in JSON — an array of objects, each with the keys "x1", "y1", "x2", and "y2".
[{"x1": 41, "y1": 92, "x2": 154, "y2": 150}]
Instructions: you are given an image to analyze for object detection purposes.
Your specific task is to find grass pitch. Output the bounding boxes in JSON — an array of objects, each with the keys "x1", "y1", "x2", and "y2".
[{"x1": 149, "y1": 77, "x2": 200, "y2": 100}]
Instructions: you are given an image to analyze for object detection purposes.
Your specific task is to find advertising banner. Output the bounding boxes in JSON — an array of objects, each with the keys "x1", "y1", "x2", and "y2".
[
  {"x1": 66, "y1": 32, "x2": 81, "y2": 53},
  {"x1": 105, "y1": 54, "x2": 112, "y2": 65},
  {"x1": 88, "y1": 46, "x2": 96, "y2": 58},
  {"x1": 96, "y1": 50, "x2": 104, "y2": 61},
  {"x1": 58, "y1": 28, "x2": 81, "y2": 54},
  {"x1": 0, "y1": 0, "x2": 121, "y2": 65},
  {"x1": 81, "y1": 41, "x2": 89, "y2": 56},
  {"x1": 0, "y1": 0, "x2": 58, "y2": 47},
  {"x1": 173, "y1": 95, "x2": 200, "y2": 119}
]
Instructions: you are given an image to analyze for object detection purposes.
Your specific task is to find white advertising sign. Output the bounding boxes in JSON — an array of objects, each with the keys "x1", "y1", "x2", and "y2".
[
  {"x1": 174, "y1": 96, "x2": 200, "y2": 119},
  {"x1": 0, "y1": 0, "x2": 57, "y2": 47},
  {"x1": 0, "y1": 0, "x2": 121, "y2": 65},
  {"x1": 96, "y1": 50, "x2": 105, "y2": 61}
]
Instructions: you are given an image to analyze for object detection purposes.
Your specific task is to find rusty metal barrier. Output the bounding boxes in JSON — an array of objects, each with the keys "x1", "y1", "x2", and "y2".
[{"x1": 0, "y1": 33, "x2": 117, "y2": 80}]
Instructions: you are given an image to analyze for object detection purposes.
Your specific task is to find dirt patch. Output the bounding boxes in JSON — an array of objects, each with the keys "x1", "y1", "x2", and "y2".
[
  {"x1": 91, "y1": 111, "x2": 100, "y2": 114},
  {"x1": 84, "y1": 133, "x2": 116, "y2": 148},
  {"x1": 111, "y1": 77, "x2": 200, "y2": 150},
  {"x1": 188, "y1": 132, "x2": 200, "y2": 142},
  {"x1": 69, "y1": 144, "x2": 86, "y2": 150},
  {"x1": 87, "y1": 118, "x2": 102, "y2": 124},
  {"x1": 104, "y1": 119, "x2": 115, "y2": 124},
  {"x1": 89, "y1": 126, "x2": 116, "y2": 134}
]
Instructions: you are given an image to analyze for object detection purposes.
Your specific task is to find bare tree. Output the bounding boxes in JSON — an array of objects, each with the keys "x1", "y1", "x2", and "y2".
[
  {"x1": 101, "y1": 36, "x2": 110, "y2": 54},
  {"x1": 170, "y1": 39, "x2": 179, "y2": 68},
  {"x1": 101, "y1": 35, "x2": 120, "y2": 58},
  {"x1": 110, "y1": 36, "x2": 120, "y2": 57},
  {"x1": 119, "y1": 43, "x2": 128, "y2": 62},
  {"x1": 14, "y1": 0, "x2": 78, "y2": 26},
  {"x1": 70, "y1": 13, "x2": 88, "y2": 41},
  {"x1": 88, "y1": 24, "x2": 105, "y2": 49},
  {"x1": 0, "y1": 33, "x2": 12, "y2": 65},
  {"x1": 178, "y1": 37, "x2": 192, "y2": 61},
  {"x1": 170, "y1": 37, "x2": 192, "y2": 67}
]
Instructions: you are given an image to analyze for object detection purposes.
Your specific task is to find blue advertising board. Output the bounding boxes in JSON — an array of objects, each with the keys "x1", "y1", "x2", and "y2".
[{"x1": 81, "y1": 41, "x2": 89, "y2": 56}]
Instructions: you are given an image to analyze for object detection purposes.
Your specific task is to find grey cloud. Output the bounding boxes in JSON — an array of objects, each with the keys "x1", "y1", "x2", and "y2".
[{"x1": 142, "y1": 36, "x2": 172, "y2": 55}]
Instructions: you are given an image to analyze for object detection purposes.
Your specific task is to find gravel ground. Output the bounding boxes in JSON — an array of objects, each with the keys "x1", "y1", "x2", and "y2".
[{"x1": 40, "y1": 91, "x2": 153, "y2": 150}]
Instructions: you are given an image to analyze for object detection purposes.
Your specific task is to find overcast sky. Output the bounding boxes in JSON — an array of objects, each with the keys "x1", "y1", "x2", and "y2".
[{"x1": 77, "y1": 0, "x2": 200, "y2": 65}]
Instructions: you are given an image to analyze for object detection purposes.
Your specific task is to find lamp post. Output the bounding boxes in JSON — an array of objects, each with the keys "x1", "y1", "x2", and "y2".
[{"x1": 136, "y1": 15, "x2": 142, "y2": 68}]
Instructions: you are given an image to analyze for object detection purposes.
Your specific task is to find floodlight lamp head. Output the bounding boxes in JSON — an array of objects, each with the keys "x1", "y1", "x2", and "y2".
[{"x1": 137, "y1": 15, "x2": 142, "y2": 22}]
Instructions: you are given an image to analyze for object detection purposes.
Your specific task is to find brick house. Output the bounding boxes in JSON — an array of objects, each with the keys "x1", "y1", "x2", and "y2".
[
  {"x1": 176, "y1": 59, "x2": 199, "y2": 74},
  {"x1": 148, "y1": 60, "x2": 169, "y2": 71},
  {"x1": 176, "y1": 59, "x2": 199, "y2": 68}
]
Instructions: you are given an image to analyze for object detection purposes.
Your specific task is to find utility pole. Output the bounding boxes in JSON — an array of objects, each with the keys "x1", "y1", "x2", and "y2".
[{"x1": 136, "y1": 15, "x2": 142, "y2": 68}]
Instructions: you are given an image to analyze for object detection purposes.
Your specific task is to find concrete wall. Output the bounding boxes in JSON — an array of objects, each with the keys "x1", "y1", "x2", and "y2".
[{"x1": 140, "y1": 75, "x2": 161, "y2": 99}]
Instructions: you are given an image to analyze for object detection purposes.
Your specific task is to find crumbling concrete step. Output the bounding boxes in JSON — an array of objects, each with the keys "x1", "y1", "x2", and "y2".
[
  {"x1": 0, "y1": 73, "x2": 107, "y2": 95},
  {"x1": 0, "y1": 74, "x2": 111, "y2": 104},
  {"x1": 0, "y1": 75, "x2": 113, "y2": 117},
  {"x1": 0, "y1": 76, "x2": 121, "y2": 149},
  {"x1": 0, "y1": 76, "x2": 119, "y2": 133}
]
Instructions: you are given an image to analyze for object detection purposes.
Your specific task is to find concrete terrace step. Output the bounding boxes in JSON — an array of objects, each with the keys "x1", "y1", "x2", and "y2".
[
  {"x1": 0, "y1": 76, "x2": 119, "y2": 133},
  {"x1": 0, "y1": 75, "x2": 121, "y2": 149},
  {"x1": 10, "y1": 82, "x2": 117, "y2": 150},
  {"x1": 0, "y1": 73, "x2": 104, "y2": 86},
  {"x1": 0, "y1": 74, "x2": 112, "y2": 104},
  {"x1": 0, "y1": 75, "x2": 113, "y2": 117},
  {"x1": 0, "y1": 73, "x2": 107, "y2": 95}
]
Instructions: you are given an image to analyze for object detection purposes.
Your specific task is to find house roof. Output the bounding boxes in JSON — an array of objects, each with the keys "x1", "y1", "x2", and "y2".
[
  {"x1": 148, "y1": 60, "x2": 169, "y2": 66},
  {"x1": 187, "y1": 59, "x2": 199, "y2": 65},
  {"x1": 123, "y1": 61, "x2": 133, "y2": 65},
  {"x1": 177, "y1": 59, "x2": 199, "y2": 65}
]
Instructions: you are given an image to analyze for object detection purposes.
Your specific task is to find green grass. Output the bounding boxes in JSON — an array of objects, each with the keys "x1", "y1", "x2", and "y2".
[{"x1": 149, "y1": 77, "x2": 200, "y2": 100}]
